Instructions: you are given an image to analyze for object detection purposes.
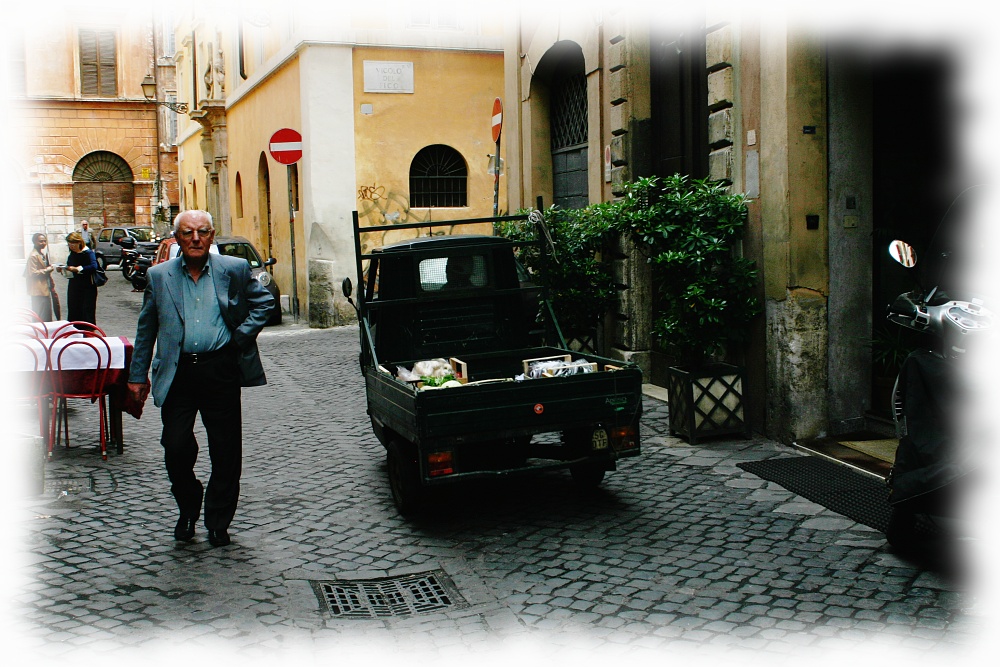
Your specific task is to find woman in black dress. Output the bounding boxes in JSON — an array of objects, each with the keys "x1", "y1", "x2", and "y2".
[{"x1": 57, "y1": 231, "x2": 99, "y2": 324}]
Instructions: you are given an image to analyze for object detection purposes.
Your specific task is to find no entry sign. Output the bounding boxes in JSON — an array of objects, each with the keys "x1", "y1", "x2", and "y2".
[
  {"x1": 269, "y1": 128, "x2": 302, "y2": 165},
  {"x1": 491, "y1": 98, "x2": 503, "y2": 143}
]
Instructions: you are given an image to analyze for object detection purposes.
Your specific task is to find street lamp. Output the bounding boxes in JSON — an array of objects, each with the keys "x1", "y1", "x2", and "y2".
[{"x1": 141, "y1": 74, "x2": 188, "y2": 113}]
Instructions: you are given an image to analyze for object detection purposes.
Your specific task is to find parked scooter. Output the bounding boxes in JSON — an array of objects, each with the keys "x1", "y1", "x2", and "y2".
[
  {"x1": 129, "y1": 254, "x2": 153, "y2": 291},
  {"x1": 118, "y1": 236, "x2": 141, "y2": 281},
  {"x1": 884, "y1": 186, "x2": 993, "y2": 561}
]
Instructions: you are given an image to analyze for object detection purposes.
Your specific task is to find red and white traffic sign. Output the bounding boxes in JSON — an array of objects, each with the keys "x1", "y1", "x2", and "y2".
[
  {"x1": 491, "y1": 97, "x2": 503, "y2": 143},
  {"x1": 269, "y1": 128, "x2": 302, "y2": 165}
]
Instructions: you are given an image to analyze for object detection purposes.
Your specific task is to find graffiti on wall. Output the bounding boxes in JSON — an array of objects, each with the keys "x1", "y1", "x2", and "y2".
[{"x1": 357, "y1": 181, "x2": 431, "y2": 254}]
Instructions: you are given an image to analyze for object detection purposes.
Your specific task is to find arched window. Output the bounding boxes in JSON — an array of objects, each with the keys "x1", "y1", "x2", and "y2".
[
  {"x1": 73, "y1": 151, "x2": 132, "y2": 182},
  {"x1": 409, "y1": 145, "x2": 467, "y2": 208},
  {"x1": 235, "y1": 172, "x2": 244, "y2": 218}
]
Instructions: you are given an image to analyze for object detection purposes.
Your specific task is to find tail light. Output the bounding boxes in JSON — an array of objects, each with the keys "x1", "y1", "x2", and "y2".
[
  {"x1": 609, "y1": 425, "x2": 638, "y2": 450},
  {"x1": 427, "y1": 451, "x2": 454, "y2": 476}
]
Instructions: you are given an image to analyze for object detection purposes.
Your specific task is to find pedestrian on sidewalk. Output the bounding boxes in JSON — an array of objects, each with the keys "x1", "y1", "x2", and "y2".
[
  {"x1": 78, "y1": 220, "x2": 96, "y2": 249},
  {"x1": 25, "y1": 232, "x2": 60, "y2": 320},
  {"x1": 127, "y1": 210, "x2": 274, "y2": 548},
  {"x1": 57, "y1": 231, "x2": 99, "y2": 324}
]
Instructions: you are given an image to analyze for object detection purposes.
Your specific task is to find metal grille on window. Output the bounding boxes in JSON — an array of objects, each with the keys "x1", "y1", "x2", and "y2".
[
  {"x1": 550, "y1": 73, "x2": 588, "y2": 151},
  {"x1": 73, "y1": 151, "x2": 133, "y2": 182},
  {"x1": 410, "y1": 145, "x2": 468, "y2": 208}
]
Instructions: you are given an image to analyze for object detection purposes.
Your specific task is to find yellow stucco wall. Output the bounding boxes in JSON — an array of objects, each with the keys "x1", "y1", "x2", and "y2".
[
  {"x1": 352, "y1": 46, "x2": 504, "y2": 245},
  {"x1": 225, "y1": 59, "x2": 303, "y2": 307}
]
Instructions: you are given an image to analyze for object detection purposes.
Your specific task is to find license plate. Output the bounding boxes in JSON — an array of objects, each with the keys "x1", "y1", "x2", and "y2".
[{"x1": 592, "y1": 429, "x2": 609, "y2": 450}]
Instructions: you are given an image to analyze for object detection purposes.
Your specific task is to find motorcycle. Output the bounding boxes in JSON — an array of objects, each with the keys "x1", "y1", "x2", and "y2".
[
  {"x1": 884, "y1": 186, "x2": 993, "y2": 562},
  {"x1": 118, "y1": 236, "x2": 141, "y2": 281},
  {"x1": 129, "y1": 254, "x2": 153, "y2": 292}
]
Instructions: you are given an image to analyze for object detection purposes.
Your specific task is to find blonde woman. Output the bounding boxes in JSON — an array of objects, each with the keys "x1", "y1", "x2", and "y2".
[{"x1": 57, "y1": 231, "x2": 99, "y2": 324}]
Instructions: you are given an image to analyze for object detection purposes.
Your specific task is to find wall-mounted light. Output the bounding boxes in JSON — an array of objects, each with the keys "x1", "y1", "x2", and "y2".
[{"x1": 141, "y1": 74, "x2": 188, "y2": 114}]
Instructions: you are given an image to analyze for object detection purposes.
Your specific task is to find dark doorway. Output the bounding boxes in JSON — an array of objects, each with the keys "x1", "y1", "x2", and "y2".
[
  {"x1": 871, "y1": 49, "x2": 958, "y2": 415},
  {"x1": 536, "y1": 42, "x2": 589, "y2": 210},
  {"x1": 649, "y1": 23, "x2": 708, "y2": 179}
]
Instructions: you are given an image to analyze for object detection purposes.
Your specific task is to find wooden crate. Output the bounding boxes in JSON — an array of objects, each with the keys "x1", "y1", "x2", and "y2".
[
  {"x1": 521, "y1": 354, "x2": 572, "y2": 376},
  {"x1": 541, "y1": 361, "x2": 598, "y2": 377},
  {"x1": 449, "y1": 357, "x2": 468, "y2": 380}
]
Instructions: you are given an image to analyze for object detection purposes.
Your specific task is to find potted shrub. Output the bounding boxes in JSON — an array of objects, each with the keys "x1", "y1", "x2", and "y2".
[
  {"x1": 496, "y1": 206, "x2": 618, "y2": 352},
  {"x1": 614, "y1": 175, "x2": 762, "y2": 444}
]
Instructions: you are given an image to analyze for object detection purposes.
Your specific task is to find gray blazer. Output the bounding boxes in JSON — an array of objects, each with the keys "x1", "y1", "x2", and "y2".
[{"x1": 129, "y1": 253, "x2": 275, "y2": 407}]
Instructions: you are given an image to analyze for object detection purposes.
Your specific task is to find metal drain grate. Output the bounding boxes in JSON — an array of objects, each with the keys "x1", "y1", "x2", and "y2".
[
  {"x1": 44, "y1": 476, "x2": 94, "y2": 495},
  {"x1": 311, "y1": 570, "x2": 464, "y2": 618}
]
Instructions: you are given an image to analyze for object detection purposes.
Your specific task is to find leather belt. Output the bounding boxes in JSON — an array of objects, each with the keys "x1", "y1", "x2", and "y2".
[{"x1": 179, "y1": 345, "x2": 235, "y2": 365}]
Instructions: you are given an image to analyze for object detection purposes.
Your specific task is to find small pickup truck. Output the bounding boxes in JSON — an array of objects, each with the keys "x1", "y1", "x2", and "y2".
[{"x1": 343, "y1": 212, "x2": 643, "y2": 514}]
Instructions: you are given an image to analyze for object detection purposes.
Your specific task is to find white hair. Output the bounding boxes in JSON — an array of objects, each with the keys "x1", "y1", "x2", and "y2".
[{"x1": 173, "y1": 210, "x2": 214, "y2": 234}]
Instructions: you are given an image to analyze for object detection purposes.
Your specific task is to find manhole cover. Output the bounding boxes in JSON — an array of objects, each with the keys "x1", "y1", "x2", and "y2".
[
  {"x1": 310, "y1": 570, "x2": 465, "y2": 618},
  {"x1": 44, "y1": 476, "x2": 94, "y2": 494},
  {"x1": 43, "y1": 470, "x2": 117, "y2": 496}
]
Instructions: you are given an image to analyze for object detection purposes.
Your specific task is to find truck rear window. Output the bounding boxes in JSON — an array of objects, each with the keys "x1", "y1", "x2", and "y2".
[{"x1": 419, "y1": 255, "x2": 488, "y2": 291}]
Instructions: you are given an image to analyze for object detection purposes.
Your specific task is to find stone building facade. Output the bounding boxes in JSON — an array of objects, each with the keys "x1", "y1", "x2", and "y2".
[
  {"x1": 8, "y1": 4, "x2": 180, "y2": 265},
  {"x1": 170, "y1": 4, "x2": 505, "y2": 326},
  {"x1": 504, "y1": 4, "x2": 963, "y2": 444}
]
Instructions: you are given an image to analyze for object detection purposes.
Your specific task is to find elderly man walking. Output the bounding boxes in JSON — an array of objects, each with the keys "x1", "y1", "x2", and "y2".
[{"x1": 127, "y1": 210, "x2": 274, "y2": 547}]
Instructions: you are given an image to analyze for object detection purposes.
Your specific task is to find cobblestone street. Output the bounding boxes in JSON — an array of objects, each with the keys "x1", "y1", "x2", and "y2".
[{"x1": 8, "y1": 275, "x2": 990, "y2": 665}]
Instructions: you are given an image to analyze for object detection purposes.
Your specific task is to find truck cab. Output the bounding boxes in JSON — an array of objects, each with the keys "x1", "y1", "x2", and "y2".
[{"x1": 346, "y1": 213, "x2": 642, "y2": 515}]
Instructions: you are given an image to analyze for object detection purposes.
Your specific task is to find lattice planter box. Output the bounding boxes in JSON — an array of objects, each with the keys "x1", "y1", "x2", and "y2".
[{"x1": 666, "y1": 362, "x2": 749, "y2": 445}]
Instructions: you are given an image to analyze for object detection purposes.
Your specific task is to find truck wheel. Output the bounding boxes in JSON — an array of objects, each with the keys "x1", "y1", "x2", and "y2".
[
  {"x1": 570, "y1": 463, "x2": 606, "y2": 488},
  {"x1": 387, "y1": 440, "x2": 422, "y2": 516},
  {"x1": 886, "y1": 505, "x2": 919, "y2": 554}
]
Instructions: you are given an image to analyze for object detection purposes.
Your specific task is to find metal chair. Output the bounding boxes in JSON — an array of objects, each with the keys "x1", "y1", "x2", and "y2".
[
  {"x1": 47, "y1": 333, "x2": 112, "y2": 460},
  {"x1": 49, "y1": 321, "x2": 106, "y2": 338},
  {"x1": 14, "y1": 340, "x2": 51, "y2": 446},
  {"x1": 14, "y1": 307, "x2": 45, "y2": 324}
]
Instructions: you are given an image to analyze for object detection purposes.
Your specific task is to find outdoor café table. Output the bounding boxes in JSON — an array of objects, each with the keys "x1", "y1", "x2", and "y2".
[
  {"x1": 10, "y1": 320, "x2": 73, "y2": 339},
  {"x1": 13, "y1": 334, "x2": 135, "y2": 454}
]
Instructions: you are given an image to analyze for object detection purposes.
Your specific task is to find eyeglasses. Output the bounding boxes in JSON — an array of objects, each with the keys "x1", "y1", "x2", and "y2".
[{"x1": 177, "y1": 227, "x2": 213, "y2": 239}]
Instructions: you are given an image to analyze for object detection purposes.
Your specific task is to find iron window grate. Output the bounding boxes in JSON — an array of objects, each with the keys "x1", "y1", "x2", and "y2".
[
  {"x1": 409, "y1": 144, "x2": 468, "y2": 208},
  {"x1": 550, "y1": 73, "x2": 588, "y2": 151},
  {"x1": 310, "y1": 570, "x2": 465, "y2": 618}
]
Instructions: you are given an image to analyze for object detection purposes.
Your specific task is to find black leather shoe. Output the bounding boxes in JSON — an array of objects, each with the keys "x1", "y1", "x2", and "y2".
[
  {"x1": 174, "y1": 517, "x2": 196, "y2": 541},
  {"x1": 207, "y1": 529, "x2": 230, "y2": 547}
]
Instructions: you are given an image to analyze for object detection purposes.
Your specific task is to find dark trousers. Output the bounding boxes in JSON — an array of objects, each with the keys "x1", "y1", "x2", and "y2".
[
  {"x1": 67, "y1": 279, "x2": 97, "y2": 324},
  {"x1": 160, "y1": 348, "x2": 242, "y2": 531}
]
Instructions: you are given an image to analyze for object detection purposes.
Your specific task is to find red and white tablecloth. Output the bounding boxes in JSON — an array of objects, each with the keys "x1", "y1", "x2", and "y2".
[{"x1": 13, "y1": 335, "x2": 129, "y2": 372}]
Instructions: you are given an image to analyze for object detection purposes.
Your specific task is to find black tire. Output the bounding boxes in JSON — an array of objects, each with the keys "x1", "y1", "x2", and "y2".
[
  {"x1": 570, "y1": 462, "x2": 606, "y2": 488},
  {"x1": 122, "y1": 262, "x2": 135, "y2": 280},
  {"x1": 387, "y1": 439, "x2": 423, "y2": 516},
  {"x1": 886, "y1": 505, "x2": 919, "y2": 554},
  {"x1": 97, "y1": 254, "x2": 107, "y2": 271}
]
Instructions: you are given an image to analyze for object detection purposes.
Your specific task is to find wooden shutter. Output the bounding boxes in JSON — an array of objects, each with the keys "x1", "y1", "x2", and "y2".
[
  {"x1": 80, "y1": 29, "x2": 98, "y2": 96},
  {"x1": 79, "y1": 28, "x2": 116, "y2": 97},
  {"x1": 98, "y1": 31, "x2": 116, "y2": 96}
]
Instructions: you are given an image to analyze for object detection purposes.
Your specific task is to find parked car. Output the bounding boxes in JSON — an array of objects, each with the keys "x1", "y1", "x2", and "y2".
[
  {"x1": 152, "y1": 235, "x2": 282, "y2": 325},
  {"x1": 96, "y1": 226, "x2": 159, "y2": 268}
]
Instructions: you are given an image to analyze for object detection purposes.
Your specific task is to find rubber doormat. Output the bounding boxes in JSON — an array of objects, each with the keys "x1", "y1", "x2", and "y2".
[{"x1": 738, "y1": 456, "x2": 891, "y2": 532}]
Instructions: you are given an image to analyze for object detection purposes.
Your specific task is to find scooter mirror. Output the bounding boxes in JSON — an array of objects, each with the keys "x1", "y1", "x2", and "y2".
[
  {"x1": 341, "y1": 277, "x2": 353, "y2": 299},
  {"x1": 889, "y1": 240, "x2": 917, "y2": 268}
]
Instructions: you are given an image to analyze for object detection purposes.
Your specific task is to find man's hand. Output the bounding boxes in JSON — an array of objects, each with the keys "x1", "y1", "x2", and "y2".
[{"x1": 127, "y1": 381, "x2": 150, "y2": 406}]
